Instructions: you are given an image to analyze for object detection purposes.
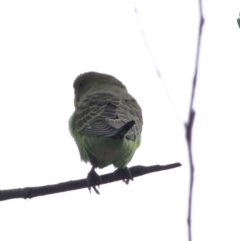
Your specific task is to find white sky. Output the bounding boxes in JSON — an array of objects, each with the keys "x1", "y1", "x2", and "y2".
[{"x1": 0, "y1": 1, "x2": 239, "y2": 240}]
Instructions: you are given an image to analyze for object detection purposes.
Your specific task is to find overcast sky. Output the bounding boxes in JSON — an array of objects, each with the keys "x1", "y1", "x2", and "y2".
[{"x1": 0, "y1": 1, "x2": 240, "y2": 241}]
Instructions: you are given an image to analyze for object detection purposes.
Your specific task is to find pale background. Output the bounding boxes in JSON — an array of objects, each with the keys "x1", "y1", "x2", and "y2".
[{"x1": 0, "y1": 1, "x2": 239, "y2": 240}]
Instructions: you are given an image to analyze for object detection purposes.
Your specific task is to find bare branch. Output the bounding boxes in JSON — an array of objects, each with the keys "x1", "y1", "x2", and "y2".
[
  {"x1": 0, "y1": 163, "x2": 181, "y2": 201},
  {"x1": 185, "y1": 1, "x2": 204, "y2": 241}
]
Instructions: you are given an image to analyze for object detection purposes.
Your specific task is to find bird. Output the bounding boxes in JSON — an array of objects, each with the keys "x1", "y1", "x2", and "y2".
[{"x1": 69, "y1": 72, "x2": 143, "y2": 194}]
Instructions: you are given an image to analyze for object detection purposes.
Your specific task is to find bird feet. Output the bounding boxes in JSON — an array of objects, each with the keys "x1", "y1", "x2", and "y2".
[
  {"x1": 87, "y1": 167, "x2": 102, "y2": 194},
  {"x1": 114, "y1": 167, "x2": 133, "y2": 185}
]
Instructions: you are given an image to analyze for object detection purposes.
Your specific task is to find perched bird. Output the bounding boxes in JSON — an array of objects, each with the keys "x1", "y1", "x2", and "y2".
[{"x1": 69, "y1": 72, "x2": 143, "y2": 194}]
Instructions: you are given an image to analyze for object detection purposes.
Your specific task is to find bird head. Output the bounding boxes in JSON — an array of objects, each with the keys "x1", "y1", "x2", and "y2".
[{"x1": 73, "y1": 72, "x2": 127, "y2": 108}]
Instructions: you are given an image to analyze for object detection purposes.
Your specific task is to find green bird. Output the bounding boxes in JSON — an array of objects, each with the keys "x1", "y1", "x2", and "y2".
[{"x1": 69, "y1": 72, "x2": 143, "y2": 194}]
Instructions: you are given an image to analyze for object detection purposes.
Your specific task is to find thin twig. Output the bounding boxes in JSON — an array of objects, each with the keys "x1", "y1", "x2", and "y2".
[
  {"x1": 0, "y1": 163, "x2": 181, "y2": 201},
  {"x1": 185, "y1": 1, "x2": 204, "y2": 241},
  {"x1": 134, "y1": 6, "x2": 183, "y2": 123}
]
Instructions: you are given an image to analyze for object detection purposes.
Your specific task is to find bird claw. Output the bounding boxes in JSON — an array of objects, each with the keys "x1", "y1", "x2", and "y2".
[
  {"x1": 91, "y1": 185, "x2": 100, "y2": 195},
  {"x1": 114, "y1": 167, "x2": 133, "y2": 185},
  {"x1": 87, "y1": 168, "x2": 102, "y2": 194}
]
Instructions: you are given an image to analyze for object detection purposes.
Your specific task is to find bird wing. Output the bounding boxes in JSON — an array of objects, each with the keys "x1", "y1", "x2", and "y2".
[{"x1": 74, "y1": 91, "x2": 142, "y2": 140}]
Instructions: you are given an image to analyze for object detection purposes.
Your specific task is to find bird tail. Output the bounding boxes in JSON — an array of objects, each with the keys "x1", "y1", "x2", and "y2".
[{"x1": 113, "y1": 120, "x2": 135, "y2": 138}]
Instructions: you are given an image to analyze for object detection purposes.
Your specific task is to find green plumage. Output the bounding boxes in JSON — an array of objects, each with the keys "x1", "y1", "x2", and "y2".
[{"x1": 69, "y1": 72, "x2": 143, "y2": 184}]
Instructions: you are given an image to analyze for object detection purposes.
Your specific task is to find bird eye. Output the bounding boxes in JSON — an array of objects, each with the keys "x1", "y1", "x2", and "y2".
[
  {"x1": 79, "y1": 82, "x2": 83, "y2": 87},
  {"x1": 76, "y1": 96, "x2": 80, "y2": 102}
]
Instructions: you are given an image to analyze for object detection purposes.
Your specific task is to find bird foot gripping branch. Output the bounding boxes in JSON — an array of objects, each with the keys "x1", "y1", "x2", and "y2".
[
  {"x1": 87, "y1": 167, "x2": 134, "y2": 194},
  {"x1": 87, "y1": 167, "x2": 102, "y2": 195},
  {"x1": 113, "y1": 167, "x2": 134, "y2": 185}
]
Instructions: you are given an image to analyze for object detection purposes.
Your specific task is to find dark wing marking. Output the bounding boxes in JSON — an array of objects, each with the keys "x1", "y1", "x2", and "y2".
[{"x1": 74, "y1": 91, "x2": 142, "y2": 140}]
